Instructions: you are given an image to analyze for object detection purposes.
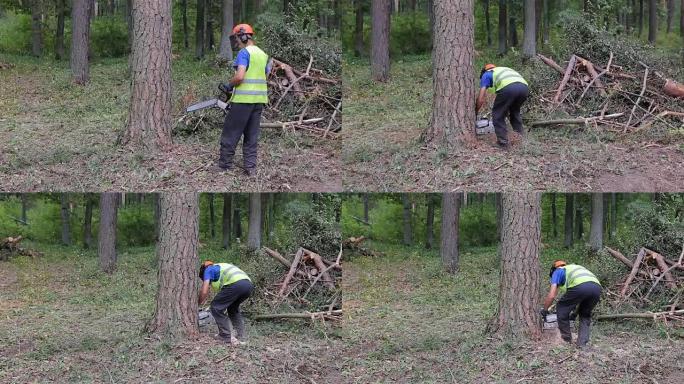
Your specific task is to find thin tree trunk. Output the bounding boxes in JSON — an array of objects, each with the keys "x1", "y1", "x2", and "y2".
[
  {"x1": 147, "y1": 192, "x2": 200, "y2": 339},
  {"x1": 208, "y1": 194, "x2": 216, "y2": 239},
  {"x1": 542, "y1": 0, "x2": 549, "y2": 45},
  {"x1": 247, "y1": 193, "x2": 261, "y2": 251},
  {"x1": 363, "y1": 193, "x2": 370, "y2": 222},
  {"x1": 551, "y1": 193, "x2": 557, "y2": 239},
  {"x1": 522, "y1": 0, "x2": 536, "y2": 58},
  {"x1": 83, "y1": 194, "x2": 94, "y2": 249},
  {"x1": 425, "y1": 194, "x2": 435, "y2": 250},
  {"x1": 30, "y1": 0, "x2": 42, "y2": 57},
  {"x1": 484, "y1": 0, "x2": 492, "y2": 46},
  {"x1": 564, "y1": 193, "x2": 574, "y2": 248},
  {"x1": 55, "y1": 0, "x2": 66, "y2": 60},
  {"x1": 426, "y1": 0, "x2": 475, "y2": 148},
  {"x1": 206, "y1": 0, "x2": 214, "y2": 51},
  {"x1": 510, "y1": 15, "x2": 519, "y2": 46},
  {"x1": 666, "y1": 0, "x2": 674, "y2": 33},
  {"x1": 639, "y1": 0, "x2": 644, "y2": 36},
  {"x1": 498, "y1": 0, "x2": 508, "y2": 55},
  {"x1": 441, "y1": 193, "x2": 460, "y2": 274},
  {"x1": 219, "y1": 0, "x2": 234, "y2": 61},
  {"x1": 576, "y1": 204, "x2": 584, "y2": 241},
  {"x1": 234, "y1": 205, "x2": 242, "y2": 240},
  {"x1": 20, "y1": 194, "x2": 29, "y2": 225},
  {"x1": 371, "y1": 0, "x2": 391, "y2": 82},
  {"x1": 402, "y1": 194, "x2": 412, "y2": 246},
  {"x1": 610, "y1": 193, "x2": 617, "y2": 239},
  {"x1": 71, "y1": 0, "x2": 92, "y2": 84},
  {"x1": 98, "y1": 193, "x2": 118, "y2": 274},
  {"x1": 267, "y1": 194, "x2": 275, "y2": 241},
  {"x1": 648, "y1": 0, "x2": 657, "y2": 44},
  {"x1": 124, "y1": 0, "x2": 173, "y2": 151},
  {"x1": 196, "y1": 0, "x2": 206, "y2": 59},
  {"x1": 60, "y1": 194, "x2": 71, "y2": 246},
  {"x1": 222, "y1": 193, "x2": 232, "y2": 249},
  {"x1": 354, "y1": 0, "x2": 365, "y2": 56},
  {"x1": 182, "y1": 0, "x2": 189, "y2": 49},
  {"x1": 590, "y1": 193, "x2": 603, "y2": 252},
  {"x1": 489, "y1": 192, "x2": 542, "y2": 340}
]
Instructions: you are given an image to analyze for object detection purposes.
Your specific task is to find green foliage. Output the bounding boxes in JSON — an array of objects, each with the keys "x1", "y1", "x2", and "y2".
[
  {"x1": 282, "y1": 197, "x2": 341, "y2": 258},
  {"x1": 115, "y1": 205, "x2": 155, "y2": 247},
  {"x1": 90, "y1": 16, "x2": 129, "y2": 58},
  {"x1": 0, "y1": 196, "x2": 29, "y2": 238},
  {"x1": 389, "y1": 13, "x2": 432, "y2": 56},
  {"x1": 621, "y1": 196, "x2": 684, "y2": 258},
  {"x1": 0, "y1": 11, "x2": 31, "y2": 54}
]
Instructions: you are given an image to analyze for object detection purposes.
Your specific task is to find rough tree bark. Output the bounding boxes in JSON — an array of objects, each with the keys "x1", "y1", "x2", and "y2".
[
  {"x1": 354, "y1": 0, "x2": 365, "y2": 56},
  {"x1": 402, "y1": 194, "x2": 412, "y2": 246},
  {"x1": 522, "y1": 0, "x2": 536, "y2": 58},
  {"x1": 441, "y1": 193, "x2": 460, "y2": 274},
  {"x1": 247, "y1": 193, "x2": 261, "y2": 251},
  {"x1": 564, "y1": 193, "x2": 574, "y2": 248},
  {"x1": 147, "y1": 192, "x2": 200, "y2": 339},
  {"x1": 498, "y1": 0, "x2": 508, "y2": 55},
  {"x1": 83, "y1": 194, "x2": 94, "y2": 249},
  {"x1": 648, "y1": 0, "x2": 657, "y2": 44},
  {"x1": 222, "y1": 193, "x2": 232, "y2": 249},
  {"x1": 425, "y1": 194, "x2": 435, "y2": 250},
  {"x1": 425, "y1": 0, "x2": 475, "y2": 148},
  {"x1": 219, "y1": 0, "x2": 234, "y2": 61},
  {"x1": 123, "y1": 0, "x2": 173, "y2": 151},
  {"x1": 55, "y1": 0, "x2": 66, "y2": 60},
  {"x1": 371, "y1": 0, "x2": 391, "y2": 82},
  {"x1": 98, "y1": 193, "x2": 118, "y2": 274},
  {"x1": 590, "y1": 193, "x2": 603, "y2": 252},
  {"x1": 489, "y1": 192, "x2": 542, "y2": 339},
  {"x1": 60, "y1": 194, "x2": 71, "y2": 246},
  {"x1": 71, "y1": 0, "x2": 92, "y2": 84}
]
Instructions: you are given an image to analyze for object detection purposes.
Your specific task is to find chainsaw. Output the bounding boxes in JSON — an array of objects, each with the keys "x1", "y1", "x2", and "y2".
[
  {"x1": 186, "y1": 83, "x2": 233, "y2": 114},
  {"x1": 199, "y1": 309, "x2": 215, "y2": 327},
  {"x1": 541, "y1": 309, "x2": 576, "y2": 330},
  {"x1": 475, "y1": 114, "x2": 495, "y2": 136}
]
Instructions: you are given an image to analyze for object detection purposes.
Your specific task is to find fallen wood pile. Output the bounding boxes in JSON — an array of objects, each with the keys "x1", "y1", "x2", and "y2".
[
  {"x1": 0, "y1": 62, "x2": 15, "y2": 70},
  {"x1": 261, "y1": 246, "x2": 342, "y2": 322},
  {"x1": 343, "y1": 236, "x2": 383, "y2": 258},
  {"x1": 181, "y1": 57, "x2": 341, "y2": 139},
  {"x1": 534, "y1": 53, "x2": 684, "y2": 133},
  {"x1": 0, "y1": 236, "x2": 42, "y2": 261},
  {"x1": 603, "y1": 245, "x2": 684, "y2": 324}
]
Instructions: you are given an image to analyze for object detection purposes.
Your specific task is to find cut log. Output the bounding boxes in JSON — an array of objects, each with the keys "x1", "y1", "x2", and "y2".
[
  {"x1": 273, "y1": 59, "x2": 304, "y2": 101},
  {"x1": 663, "y1": 79, "x2": 684, "y2": 99},
  {"x1": 576, "y1": 56, "x2": 608, "y2": 97},
  {"x1": 554, "y1": 55, "x2": 577, "y2": 104},
  {"x1": 596, "y1": 309, "x2": 684, "y2": 320},
  {"x1": 253, "y1": 310, "x2": 342, "y2": 321},
  {"x1": 264, "y1": 247, "x2": 293, "y2": 268},
  {"x1": 606, "y1": 247, "x2": 636, "y2": 269},
  {"x1": 278, "y1": 248, "x2": 304, "y2": 297},
  {"x1": 620, "y1": 248, "x2": 646, "y2": 297},
  {"x1": 645, "y1": 249, "x2": 678, "y2": 289},
  {"x1": 537, "y1": 54, "x2": 565, "y2": 74},
  {"x1": 530, "y1": 113, "x2": 624, "y2": 127},
  {"x1": 303, "y1": 249, "x2": 335, "y2": 289}
]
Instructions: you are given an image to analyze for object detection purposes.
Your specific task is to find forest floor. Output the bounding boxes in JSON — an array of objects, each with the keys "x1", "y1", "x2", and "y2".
[
  {"x1": 0, "y1": 54, "x2": 340, "y2": 192},
  {"x1": 0, "y1": 245, "x2": 344, "y2": 383},
  {"x1": 342, "y1": 242, "x2": 684, "y2": 383},
  {"x1": 343, "y1": 56, "x2": 684, "y2": 192}
]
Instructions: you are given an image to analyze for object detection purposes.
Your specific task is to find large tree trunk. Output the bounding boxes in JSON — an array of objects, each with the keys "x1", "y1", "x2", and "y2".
[
  {"x1": 60, "y1": 194, "x2": 71, "y2": 246},
  {"x1": 498, "y1": 0, "x2": 507, "y2": 55},
  {"x1": 495, "y1": 193, "x2": 503, "y2": 239},
  {"x1": 182, "y1": 0, "x2": 189, "y2": 49},
  {"x1": 564, "y1": 193, "x2": 574, "y2": 248},
  {"x1": 83, "y1": 194, "x2": 94, "y2": 249},
  {"x1": 208, "y1": 194, "x2": 216, "y2": 239},
  {"x1": 371, "y1": 0, "x2": 391, "y2": 82},
  {"x1": 522, "y1": 0, "x2": 536, "y2": 58},
  {"x1": 402, "y1": 194, "x2": 412, "y2": 246},
  {"x1": 354, "y1": 0, "x2": 365, "y2": 56},
  {"x1": 196, "y1": 0, "x2": 206, "y2": 59},
  {"x1": 648, "y1": 0, "x2": 657, "y2": 44},
  {"x1": 218, "y1": 0, "x2": 234, "y2": 61},
  {"x1": 154, "y1": 194, "x2": 161, "y2": 241},
  {"x1": 489, "y1": 192, "x2": 541, "y2": 339},
  {"x1": 30, "y1": 0, "x2": 42, "y2": 57},
  {"x1": 147, "y1": 192, "x2": 200, "y2": 339},
  {"x1": 222, "y1": 193, "x2": 232, "y2": 249},
  {"x1": 426, "y1": 0, "x2": 475, "y2": 148},
  {"x1": 441, "y1": 193, "x2": 460, "y2": 274},
  {"x1": 589, "y1": 193, "x2": 603, "y2": 252},
  {"x1": 124, "y1": 0, "x2": 173, "y2": 151},
  {"x1": 425, "y1": 194, "x2": 435, "y2": 249},
  {"x1": 247, "y1": 193, "x2": 261, "y2": 251},
  {"x1": 98, "y1": 193, "x2": 118, "y2": 274},
  {"x1": 71, "y1": 0, "x2": 92, "y2": 84},
  {"x1": 55, "y1": 0, "x2": 66, "y2": 60}
]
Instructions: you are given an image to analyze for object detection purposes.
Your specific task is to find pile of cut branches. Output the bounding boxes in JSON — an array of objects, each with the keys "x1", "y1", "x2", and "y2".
[
  {"x1": 533, "y1": 53, "x2": 684, "y2": 134},
  {"x1": 343, "y1": 236, "x2": 383, "y2": 258},
  {"x1": 0, "y1": 236, "x2": 42, "y2": 261},
  {"x1": 601, "y1": 245, "x2": 684, "y2": 325},
  {"x1": 260, "y1": 246, "x2": 342, "y2": 322}
]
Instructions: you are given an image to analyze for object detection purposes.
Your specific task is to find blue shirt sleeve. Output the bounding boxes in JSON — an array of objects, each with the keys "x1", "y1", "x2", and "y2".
[
  {"x1": 203, "y1": 265, "x2": 220, "y2": 282},
  {"x1": 550, "y1": 268, "x2": 566, "y2": 286},
  {"x1": 480, "y1": 71, "x2": 494, "y2": 89},
  {"x1": 233, "y1": 48, "x2": 250, "y2": 69}
]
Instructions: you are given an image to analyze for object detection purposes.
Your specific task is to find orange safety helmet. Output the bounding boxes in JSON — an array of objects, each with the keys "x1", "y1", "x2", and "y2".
[
  {"x1": 232, "y1": 23, "x2": 254, "y2": 36},
  {"x1": 484, "y1": 63, "x2": 497, "y2": 71}
]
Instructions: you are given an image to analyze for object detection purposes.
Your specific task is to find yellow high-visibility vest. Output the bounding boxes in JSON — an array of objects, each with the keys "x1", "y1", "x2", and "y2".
[
  {"x1": 211, "y1": 263, "x2": 251, "y2": 291},
  {"x1": 558, "y1": 264, "x2": 600, "y2": 294},
  {"x1": 489, "y1": 67, "x2": 528, "y2": 93},
  {"x1": 231, "y1": 45, "x2": 269, "y2": 104}
]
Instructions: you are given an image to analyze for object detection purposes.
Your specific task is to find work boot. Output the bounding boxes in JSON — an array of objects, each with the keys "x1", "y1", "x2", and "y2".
[
  {"x1": 496, "y1": 141, "x2": 510, "y2": 150},
  {"x1": 243, "y1": 168, "x2": 257, "y2": 177},
  {"x1": 211, "y1": 164, "x2": 233, "y2": 174},
  {"x1": 213, "y1": 334, "x2": 231, "y2": 344}
]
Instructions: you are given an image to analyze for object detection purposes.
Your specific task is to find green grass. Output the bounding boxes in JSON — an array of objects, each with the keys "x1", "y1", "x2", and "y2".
[
  {"x1": 0, "y1": 243, "x2": 343, "y2": 383},
  {"x1": 342, "y1": 241, "x2": 684, "y2": 383}
]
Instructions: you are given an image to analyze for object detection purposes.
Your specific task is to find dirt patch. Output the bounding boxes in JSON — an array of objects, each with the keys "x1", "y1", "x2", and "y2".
[{"x1": 0, "y1": 262, "x2": 17, "y2": 288}]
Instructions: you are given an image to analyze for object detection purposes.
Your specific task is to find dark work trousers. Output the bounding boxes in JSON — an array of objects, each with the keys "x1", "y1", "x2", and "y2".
[
  {"x1": 556, "y1": 281, "x2": 602, "y2": 346},
  {"x1": 218, "y1": 103, "x2": 264, "y2": 170},
  {"x1": 210, "y1": 279, "x2": 254, "y2": 340},
  {"x1": 492, "y1": 82, "x2": 529, "y2": 145}
]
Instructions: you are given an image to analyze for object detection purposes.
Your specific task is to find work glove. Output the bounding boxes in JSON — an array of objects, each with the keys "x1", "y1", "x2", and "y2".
[
  {"x1": 219, "y1": 82, "x2": 234, "y2": 95},
  {"x1": 540, "y1": 308, "x2": 549, "y2": 321}
]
